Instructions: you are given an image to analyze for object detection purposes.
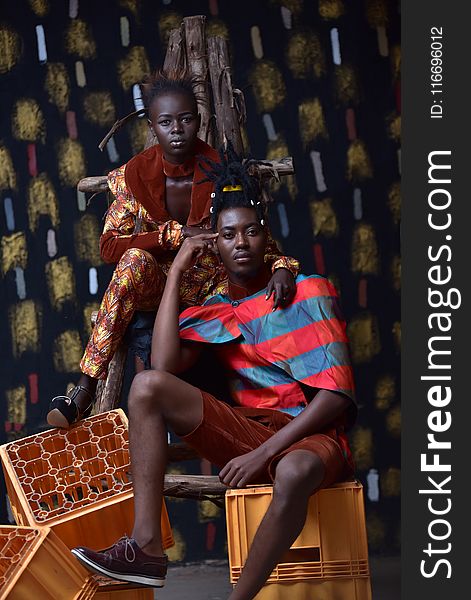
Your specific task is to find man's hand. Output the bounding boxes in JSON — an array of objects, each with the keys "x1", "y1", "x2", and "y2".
[
  {"x1": 266, "y1": 268, "x2": 296, "y2": 311},
  {"x1": 169, "y1": 233, "x2": 219, "y2": 277},
  {"x1": 219, "y1": 448, "x2": 271, "y2": 488}
]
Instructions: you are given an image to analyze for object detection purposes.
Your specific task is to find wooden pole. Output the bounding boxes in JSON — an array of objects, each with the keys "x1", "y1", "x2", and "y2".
[
  {"x1": 77, "y1": 157, "x2": 294, "y2": 195},
  {"x1": 183, "y1": 15, "x2": 214, "y2": 146},
  {"x1": 207, "y1": 36, "x2": 244, "y2": 155}
]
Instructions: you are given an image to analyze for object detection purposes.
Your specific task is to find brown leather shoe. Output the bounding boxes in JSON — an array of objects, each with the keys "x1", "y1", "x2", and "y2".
[{"x1": 71, "y1": 536, "x2": 167, "y2": 588}]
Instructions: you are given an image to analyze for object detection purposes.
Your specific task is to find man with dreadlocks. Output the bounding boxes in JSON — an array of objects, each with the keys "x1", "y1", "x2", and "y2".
[
  {"x1": 46, "y1": 71, "x2": 299, "y2": 428},
  {"x1": 72, "y1": 149, "x2": 357, "y2": 600}
]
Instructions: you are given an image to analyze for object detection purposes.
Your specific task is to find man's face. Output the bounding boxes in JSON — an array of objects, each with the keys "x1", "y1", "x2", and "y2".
[
  {"x1": 148, "y1": 92, "x2": 200, "y2": 163},
  {"x1": 216, "y1": 207, "x2": 267, "y2": 282}
]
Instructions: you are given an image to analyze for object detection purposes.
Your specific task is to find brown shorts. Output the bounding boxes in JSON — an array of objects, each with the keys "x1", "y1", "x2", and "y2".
[{"x1": 181, "y1": 391, "x2": 353, "y2": 489}]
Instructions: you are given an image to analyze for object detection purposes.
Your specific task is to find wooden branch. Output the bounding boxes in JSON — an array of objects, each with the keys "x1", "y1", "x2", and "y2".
[
  {"x1": 207, "y1": 36, "x2": 244, "y2": 155},
  {"x1": 163, "y1": 474, "x2": 227, "y2": 500},
  {"x1": 183, "y1": 16, "x2": 213, "y2": 146},
  {"x1": 77, "y1": 157, "x2": 294, "y2": 195},
  {"x1": 93, "y1": 346, "x2": 127, "y2": 413},
  {"x1": 163, "y1": 26, "x2": 186, "y2": 74}
]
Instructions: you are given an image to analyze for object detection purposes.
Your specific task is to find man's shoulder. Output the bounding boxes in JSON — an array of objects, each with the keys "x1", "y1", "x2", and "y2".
[{"x1": 295, "y1": 274, "x2": 339, "y2": 297}]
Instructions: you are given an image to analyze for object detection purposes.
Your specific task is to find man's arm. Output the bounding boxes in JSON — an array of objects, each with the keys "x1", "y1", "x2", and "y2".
[
  {"x1": 219, "y1": 390, "x2": 351, "y2": 488},
  {"x1": 151, "y1": 232, "x2": 219, "y2": 373}
]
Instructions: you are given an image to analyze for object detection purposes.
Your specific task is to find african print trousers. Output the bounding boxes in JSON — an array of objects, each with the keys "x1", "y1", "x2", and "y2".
[{"x1": 80, "y1": 248, "x2": 165, "y2": 379}]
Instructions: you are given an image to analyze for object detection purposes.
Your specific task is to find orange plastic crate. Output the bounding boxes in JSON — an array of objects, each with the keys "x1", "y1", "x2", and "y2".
[
  {"x1": 226, "y1": 481, "x2": 370, "y2": 591},
  {"x1": 0, "y1": 410, "x2": 173, "y2": 552},
  {"x1": 243, "y1": 578, "x2": 372, "y2": 600},
  {"x1": 0, "y1": 525, "x2": 97, "y2": 599}
]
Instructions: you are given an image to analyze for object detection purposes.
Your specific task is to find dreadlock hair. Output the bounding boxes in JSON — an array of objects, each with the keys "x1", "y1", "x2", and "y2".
[
  {"x1": 198, "y1": 142, "x2": 268, "y2": 230},
  {"x1": 141, "y1": 69, "x2": 198, "y2": 113}
]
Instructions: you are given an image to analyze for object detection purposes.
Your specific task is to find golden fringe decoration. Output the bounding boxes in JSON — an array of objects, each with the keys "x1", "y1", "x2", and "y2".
[
  {"x1": 117, "y1": 46, "x2": 150, "y2": 90},
  {"x1": 165, "y1": 528, "x2": 186, "y2": 562},
  {"x1": 6, "y1": 386, "x2": 27, "y2": 425},
  {"x1": 388, "y1": 181, "x2": 401, "y2": 225},
  {"x1": 334, "y1": 65, "x2": 360, "y2": 105},
  {"x1": 83, "y1": 92, "x2": 116, "y2": 127},
  {"x1": 347, "y1": 140, "x2": 373, "y2": 181},
  {"x1": 45, "y1": 257, "x2": 76, "y2": 310},
  {"x1": 198, "y1": 499, "x2": 221, "y2": 523},
  {"x1": 1, "y1": 232, "x2": 27, "y2": 274},
  {"x1": 270, "y1": 0, "x2": 303, "y2": 13},
  {"x1": 66, "y1": 19, "x2": 97, "y2": 59},
  {"x1": 12, "y1": 99, "x2": 46, "y2": 143},
  {"x1": 319, "y1": 0, "x2": 345, "y2": 19},
  {"x1": 366, "y1": 512, "x2": 386, "y2": 552},
  {"x1": 350, "y1": 426, "x2": 374, "y2": 470},
  {"x1": 83, "y1": 302, "x2": 100, "y2": 338},
  {"x1": 365, "y1": 0, "x2": 389, "y2": 27},
  {"x1": 386, "y1": 405, "x2": 401, "y2": 438},
  {"x1": 0, "y1": 26, "x2": 22, "y2": 74},
  {"x1": 28, "y1": 173, "x2": 59, "y2": 231},
  {"x1": 206, "y1": 19, "x2": 229, "y2": 39},
  {"x1": 266, "y1": 137, "x2": 297, "y2": 198},
  {"x1": 387, "y1": 113, "x2": 401, "y2": 142},
  {"x1": 53, "y1": 330, "x2": 83, "y2": 373},
  {"x1": 57, "y1": 139, "x2": 86, "y2": 187},
  {"x1": 375, "y1": 374, "x2": 395, "y2": 411},
  {"x1": 381, "y1": 467, "x2": 401, "y2": 497},
  {"x1": 158, "y1": 12, "x2": 183, "y2": 45},
  {"x1": 129, "y1": 118, "x2": 150, "y2": 155},
  {"x1": 286, "y1": 32, "x2": 325, "y2": 79},
  {"x1": 351, "y1": 223, "x2": 379, "y2": 274},
  {"x1": 249, "y1": 60, "x2": 286, "y2": 113},
  {"x1": 119, "y1": 0, "x2": 139, "y2": 15},
  {"x1": 392, "y1": 321, "x2": 401, "y2": 351},
  {"x1": 391, "y1": 255, "x2": 401, "y2": 292},
  {"x1": 298, "y1": 99, "x2": 328, "y2": 145},
  {"x1": 45, "y1": 63, "x2": 70, "y2": 113},
  {"x1": 390, "y1": 45, "x2": 401, "y2": 81},
  {"x1": 74, "y1": 214, "x2": 102, "y2": 264},
  {"x1": 310, "y1": 198, "x2": 338, "y2": 237},
  {"x1": 9, "y1": 300, "x2": 41, "y2": 358},
  {"x1": 0, "y1": 144, "x2": 17, "y2": 190},
  {"x1": 347, "y1": 312, "x2": 381, "y2": 364},
  {"x1": 28, "y1": 0, "x2": 49, "y2": 16}
]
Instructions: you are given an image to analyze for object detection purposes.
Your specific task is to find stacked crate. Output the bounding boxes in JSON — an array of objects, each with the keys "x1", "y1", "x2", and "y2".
[
  {"x1": 0, "y1": 409, "x2": 173, "y2": 598},
  {"x1": 225, "y1": 481, "x2": 372, "y2": 600},
  {"x1": 0, "y1": 525, "x2": 98, "y2": 599}
]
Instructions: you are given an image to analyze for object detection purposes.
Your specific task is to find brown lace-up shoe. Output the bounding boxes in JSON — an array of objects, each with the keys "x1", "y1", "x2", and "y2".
[{"x1": 71, "y1": 536, "x2": 167, "y2": 587}]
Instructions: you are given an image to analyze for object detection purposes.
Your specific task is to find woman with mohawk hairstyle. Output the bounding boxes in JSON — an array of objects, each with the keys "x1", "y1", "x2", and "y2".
[
  {"x1": 47, "y1": 70, "x2": 299, "y2": 429},
  {"x1": 72, "y1": 147, "x2": 357, "y2": 600}
]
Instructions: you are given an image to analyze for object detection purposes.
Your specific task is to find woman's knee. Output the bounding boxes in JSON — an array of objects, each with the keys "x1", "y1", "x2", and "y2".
[{"x1": 117, "y1": 248, "x2": 156, "y2": 276}]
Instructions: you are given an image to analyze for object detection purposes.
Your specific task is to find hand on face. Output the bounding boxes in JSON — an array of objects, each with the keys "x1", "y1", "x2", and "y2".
[{"x1": 169, "y1": 233, "x2": 219, "y2": 277}]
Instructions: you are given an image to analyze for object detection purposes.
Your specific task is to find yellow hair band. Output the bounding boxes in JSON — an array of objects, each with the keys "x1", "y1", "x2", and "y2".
[{"x1": 222, "y1": 185, "x2": 243, "y2": 192}]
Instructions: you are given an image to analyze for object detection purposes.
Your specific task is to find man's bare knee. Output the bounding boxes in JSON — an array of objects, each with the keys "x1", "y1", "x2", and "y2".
[
  {"x1": 273, "y1": 451, "x2": 325, "y2": 504},
  {"x1": 128, "y1": 370, "x2": 173, "y2": 413}
]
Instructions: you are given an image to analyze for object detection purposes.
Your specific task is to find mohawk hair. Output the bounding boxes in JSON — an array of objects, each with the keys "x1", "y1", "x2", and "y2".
[{"x1": 140, "y1": 68, "x2": 198, "y2": 111}]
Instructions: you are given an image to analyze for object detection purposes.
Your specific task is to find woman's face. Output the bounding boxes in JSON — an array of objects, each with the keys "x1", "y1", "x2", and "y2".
[{"x1": 148, "y1": 91, "x2": 200, "y2": 163}]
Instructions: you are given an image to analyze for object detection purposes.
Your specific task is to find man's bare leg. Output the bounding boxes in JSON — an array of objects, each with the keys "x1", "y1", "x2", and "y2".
[
  {"x1": 228, "y1": 450, "x2": 325, "y2": 600},
  {"x1": 126, "y1": 370, "x2": 204, "y2": 557}
]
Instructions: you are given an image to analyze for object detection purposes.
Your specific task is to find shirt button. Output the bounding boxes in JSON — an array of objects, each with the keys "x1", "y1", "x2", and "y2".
[{"x1": 231, "y1": 300, "x2": 240, "y2": 308}]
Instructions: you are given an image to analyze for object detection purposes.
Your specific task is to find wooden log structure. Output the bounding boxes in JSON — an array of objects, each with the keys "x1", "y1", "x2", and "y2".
[{"x1": 207, "y1": 36, "x2": 244, "y2": 155}]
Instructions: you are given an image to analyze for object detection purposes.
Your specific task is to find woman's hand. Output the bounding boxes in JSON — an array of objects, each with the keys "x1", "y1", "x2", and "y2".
[
  {"x1": 219, "y1": 447, "x2": 271, "y2": 488},
  {"x1": 169, "y1": 233, "x2": 219, "y2": 277},
  {"x1": 266, "y1": 268, "x2": 296, "y2": 311}
]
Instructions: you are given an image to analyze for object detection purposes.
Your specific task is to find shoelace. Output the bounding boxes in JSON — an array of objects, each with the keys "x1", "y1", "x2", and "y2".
[{"x1": 109, "y1": 536, "x2": 136, "y2": 563}]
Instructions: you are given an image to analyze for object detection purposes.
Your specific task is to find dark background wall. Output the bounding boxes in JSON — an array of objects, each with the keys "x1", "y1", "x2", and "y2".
[{"x1": 0, "y1": 0, "x2": 400, "y2": 562}]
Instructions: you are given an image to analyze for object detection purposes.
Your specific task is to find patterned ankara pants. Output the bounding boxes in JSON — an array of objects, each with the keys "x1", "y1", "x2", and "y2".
[{"x1": 80, "y1": 248, "x2": 166, "y2": 380}]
